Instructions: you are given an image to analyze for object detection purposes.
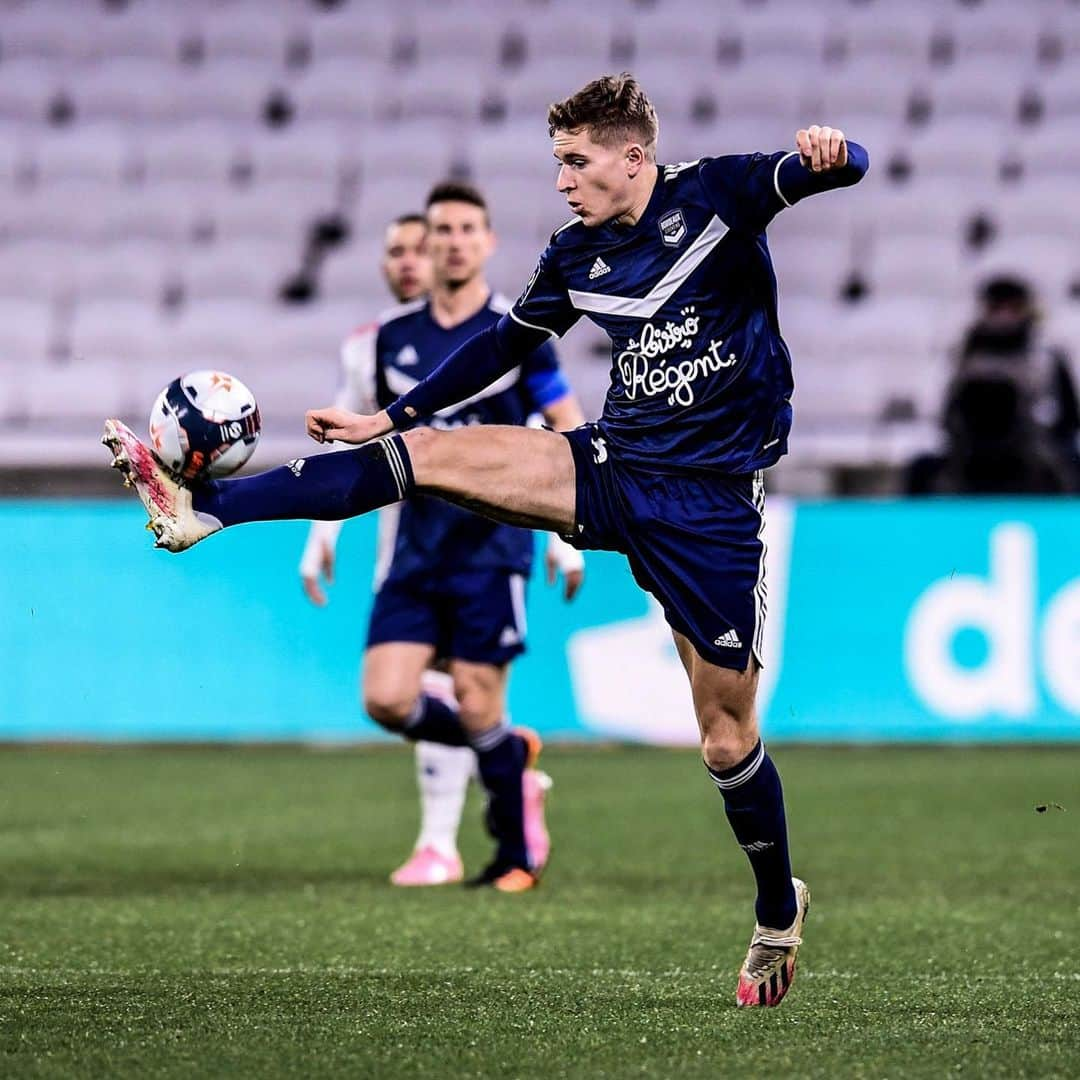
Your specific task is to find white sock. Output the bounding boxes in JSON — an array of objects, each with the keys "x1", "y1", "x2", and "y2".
[{"x1": 413, "y1": 741, "x2": 474, "y2": 859}]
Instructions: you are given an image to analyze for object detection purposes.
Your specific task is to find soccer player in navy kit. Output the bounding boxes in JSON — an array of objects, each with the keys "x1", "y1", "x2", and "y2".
[
  {"x1": 105, "y1": 74, "x2": 868, "y2": 1004},
  {"x1": 301, "y1": 186, "x2": 585, "y2": 888}
]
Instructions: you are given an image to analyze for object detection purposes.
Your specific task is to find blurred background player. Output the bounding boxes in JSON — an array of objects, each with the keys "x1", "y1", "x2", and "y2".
[
  {"x1": 300, "y1": 182, "x2": 585, "y2": 889},
  {"x1": 906, "y1": 275, "x2": 1080, "y2": 495},
  {"x1": 300, "y1": 209, "x2": 475, "y2": 887}
]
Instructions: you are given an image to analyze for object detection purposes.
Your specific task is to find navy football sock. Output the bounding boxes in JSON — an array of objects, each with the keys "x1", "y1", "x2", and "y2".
[
  {"x1": 192, "y1": 436, "x2": 413, "y2": 529},
  {"x1": 469, "y1": 723, "x2": 528, "y2": 870},
  {"x1": 707, "y1": 741, "x2": 798, "y2": 930},
  {"x1": 402, "y1": 693, "x2": 469, "y2": 748}
]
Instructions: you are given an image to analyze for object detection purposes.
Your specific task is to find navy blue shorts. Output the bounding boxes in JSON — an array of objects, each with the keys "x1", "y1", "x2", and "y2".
[
  {"x1": 561, "y1": 423, "x2": 766, "y2": 671},
  {"x1": 366, "y1": 566, "x2": 528, "y2": 666}
]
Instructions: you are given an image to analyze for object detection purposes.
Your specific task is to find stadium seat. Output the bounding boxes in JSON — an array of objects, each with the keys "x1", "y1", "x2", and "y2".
[
  {"x1": 826, "y1": 8, "x2": 935, "y2": 68},
  {"x1": 1013, "y1": 124, "x2": 1080, "y2": 178},
  {"x1": 933, "y1": 3, "x2": 1040, "y2": 69},
  {"x1": 918, "y1": 64, "x2": 1024, "y2": 126},
  {"x1": 0, "y1": 56, "x2": 64, "y2": 126},
  {"x1": 0, "y1": 296, "x2": 58, "y2": 368},
  {"x1": 67, "y1": 243, "x2": 170, "y2": 308},
  {"x1": 986, "y1": 178, "x2": 1078, "y2": 242},
  {"x1": 24, "y1": 358, "x2": 134, "y2": 422},
  {"x1": 375, "y1": 62, "x2": 490, "y2": 125},
  {"x1": 194, "y1": 3, "x2": 295, "y2": 66},
  {"x1": 176, "y1": 242, "x2": 298, "y2": 305},
  {"x1": 722, "y1": 5, "x2": 830, "y2": 72},
  {"x1": 69, "y1": 298, "x2": 172, "y2": 368},
  {"x1": 160, "y1": 297, "x2": 265, "y2": 376},
  {"x1": 869, "y1": 233, "x2": 969, "y2": 304},
  {"x1": 889, "y1": 118, "x2": 1005, "y2": 184},
  {"x1": 0, "y1": 6, "x2": 90, "y2": 64},
  {"x1": 303, "y1": 7, "x2": 398, "y2": 66},
  {"x1": 814, "y1": 59, "x2": 918, "y2": 133},
  {"x1": 27, "y1": 124, "x2": 140, "y2": 186},
  {"x1": 139, "y1": 124, "x2": 238, "y2": 185},
  {"x1": 318, "y1": 249, "x2": 394, "y2": 308},
  {"x1": 233, "y1": 126, "x2": 345, "y2": 188},
  {"x1": 81, "y1": 5, "x2": 186, "y2": 65},
  {"x1": 206, "y1": 178, "x2": 336, "y2": 248},
  {"x1": 714, "y1": 71, "x2": 810, "y2": 134},
  {"x1": 290, "y1": 56, "x2": 379, "y2": 125}
]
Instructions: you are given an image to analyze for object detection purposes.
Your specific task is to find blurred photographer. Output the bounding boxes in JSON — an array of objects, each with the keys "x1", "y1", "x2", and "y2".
[{"x1": 907, "y1": 276, "x2": 1080, "y2": 494}]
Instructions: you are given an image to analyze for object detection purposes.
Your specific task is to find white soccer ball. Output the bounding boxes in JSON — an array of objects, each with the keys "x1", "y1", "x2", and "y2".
[{"x1": 148, "y1": 370, "x2": 261, "y2": 482}]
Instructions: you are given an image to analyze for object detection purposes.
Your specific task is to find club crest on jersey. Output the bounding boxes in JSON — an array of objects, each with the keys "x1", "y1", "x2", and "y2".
[{"x1": 658, "y1": 208, "x2": 687, "y2": 247}]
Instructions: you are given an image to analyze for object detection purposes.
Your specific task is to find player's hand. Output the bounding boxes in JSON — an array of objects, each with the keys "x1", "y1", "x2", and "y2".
[
  {"x1": 545, "y1": 535, "x2": 585, "y2": 602},
  {"x1": 306, "y1": 407, "x2": 393, "y2": 445},
  {"x1": 796, "y1": 125, "x2": 847, "y2": 172},
  {"x1": 301, "y1": 537, "x2": 335, "y2": 607}
]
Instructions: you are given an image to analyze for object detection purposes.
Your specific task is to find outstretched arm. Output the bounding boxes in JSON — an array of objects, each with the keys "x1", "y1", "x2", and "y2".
[
  {"x1": 699, "y1": 127, "x2": 869, "y2": 233},
  {"x1": 306, "y1": 314, "x2": 550, "y2": 445}
]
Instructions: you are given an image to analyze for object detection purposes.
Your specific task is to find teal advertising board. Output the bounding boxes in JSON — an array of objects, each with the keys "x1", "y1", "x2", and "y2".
[{"x1": 1, "y1": 499, "x2": 1077, "y2": 742}]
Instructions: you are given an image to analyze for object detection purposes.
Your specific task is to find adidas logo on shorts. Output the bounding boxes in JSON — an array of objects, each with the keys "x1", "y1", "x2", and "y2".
[
  {"x1": 714, "y1": 628, "x2": 742, "y2": 648},
  {"x1": 588, "y1": 257, "x2": 611, "y2": 280}
]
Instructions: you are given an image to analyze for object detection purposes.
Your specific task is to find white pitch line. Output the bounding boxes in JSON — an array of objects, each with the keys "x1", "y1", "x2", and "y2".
[{"x1": 1, "y1": 967, "x2": 1078, "y2": 982}]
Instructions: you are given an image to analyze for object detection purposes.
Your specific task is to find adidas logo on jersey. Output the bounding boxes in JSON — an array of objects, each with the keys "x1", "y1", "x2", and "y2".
[
  {"x1": 588, "y1": 257, "x2": 611, "y2": 280},
  {"x1": 499, "y1": 626, "x2": 522, "y2": 648},
  {"x1": 396, "y1": 345, "x2": 419, "y2": 366},
  {"x1": 714, "y1": 628, "x2": 742, "y2": 648}
]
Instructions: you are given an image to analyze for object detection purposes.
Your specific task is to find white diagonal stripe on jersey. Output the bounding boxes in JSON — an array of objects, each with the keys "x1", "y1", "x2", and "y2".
[
  {"x1": 567, "y1": 215, "x2": 730, "y2": 319},
  {"x1": 382, "y1": 364, "x2": 523, "y2": 415}
]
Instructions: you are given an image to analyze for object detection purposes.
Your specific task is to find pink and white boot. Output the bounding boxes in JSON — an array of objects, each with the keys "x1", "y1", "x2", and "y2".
[{"x1": 390, "y1": 846, "x2": 464, "y2": 887}]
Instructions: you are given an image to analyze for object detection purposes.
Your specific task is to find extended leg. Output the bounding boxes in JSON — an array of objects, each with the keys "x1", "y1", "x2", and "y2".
[{"x1": 102, "y1": 420, "x2": 575, "y2": 551}]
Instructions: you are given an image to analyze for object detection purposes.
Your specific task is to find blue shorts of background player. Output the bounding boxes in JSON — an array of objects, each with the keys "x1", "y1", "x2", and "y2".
[
  {"x1": 561, "y1": 423, "x2": 766, "y2": 673},
  {"x1": 366, "y1": 567, "x2": 528, "y2": 666}
]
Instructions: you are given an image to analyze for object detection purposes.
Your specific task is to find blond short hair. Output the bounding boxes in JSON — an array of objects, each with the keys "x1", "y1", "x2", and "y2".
[{"x1": 547, "y1": 73, "x2": 659, "y2": 159}]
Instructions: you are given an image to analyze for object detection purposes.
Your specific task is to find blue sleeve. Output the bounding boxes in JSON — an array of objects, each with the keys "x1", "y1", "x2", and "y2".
[
  {"x1": 522, "y1": 340, "x2": 571, "y2": 411},
  {"x1": 510, "y1": 248, "x2": 581, "y2": 339},
  {"x1": 385, "y1": 314, "x2": 552, "y2": 429},
  {"x1": 698, "y1": 141, "x2": 869, "y2": 232}
]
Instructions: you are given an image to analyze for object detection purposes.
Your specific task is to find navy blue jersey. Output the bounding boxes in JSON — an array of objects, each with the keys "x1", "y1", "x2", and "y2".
[
  {"x1": 508, "y1": 149, "x2": 868, "y2": 475},
  {"x1": 344, "y1": 294, "x2": 568, "y2": 580}
]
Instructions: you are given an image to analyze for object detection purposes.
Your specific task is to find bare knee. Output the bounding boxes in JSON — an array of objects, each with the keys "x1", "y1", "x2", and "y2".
[
  {"x1": 451, "y1": 665, "x2": 505, "y2": 737},
  {"x1": 401, "y1": 426, "x2": 444, "y2": 478},
  {"x1": 699, "y1": 704, "x2": 760, "y2": 773},
  {"x1": 362, "y1": 685, "x2": 416, "y2": 731}
]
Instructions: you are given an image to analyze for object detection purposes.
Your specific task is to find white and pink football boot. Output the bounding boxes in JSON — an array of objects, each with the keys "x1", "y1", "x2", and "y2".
[
  {"x1": 102, "y1": 419, "x2": 220, "y2": 552},
  {"x1": 390, "y1": 846, "x2": 464, "y2": 887},
  {"x1": 736, "y1": 878, "x2": 810, "y2": 1008}
]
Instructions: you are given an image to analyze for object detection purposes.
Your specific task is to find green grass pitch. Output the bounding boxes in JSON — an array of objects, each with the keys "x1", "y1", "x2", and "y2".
[{"x1": 2, "y1": 745, "x2": 1078, "y2": 1078}]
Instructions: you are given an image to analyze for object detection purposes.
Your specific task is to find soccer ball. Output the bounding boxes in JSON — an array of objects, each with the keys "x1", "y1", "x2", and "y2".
[{"x1": 149, "y1": 370, "x2": 261, "y2": 483}]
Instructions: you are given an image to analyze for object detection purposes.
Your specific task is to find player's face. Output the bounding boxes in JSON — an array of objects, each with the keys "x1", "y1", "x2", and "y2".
[
  {"x1": 425, "y1": 201, "x2": 494, "y2": 287},
  {"x1": 381, "y1": 221, "x2": 431, "y2": 302},
  {"x1": 553, "y1": 128, "x2": 636, "y2": 227}
]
